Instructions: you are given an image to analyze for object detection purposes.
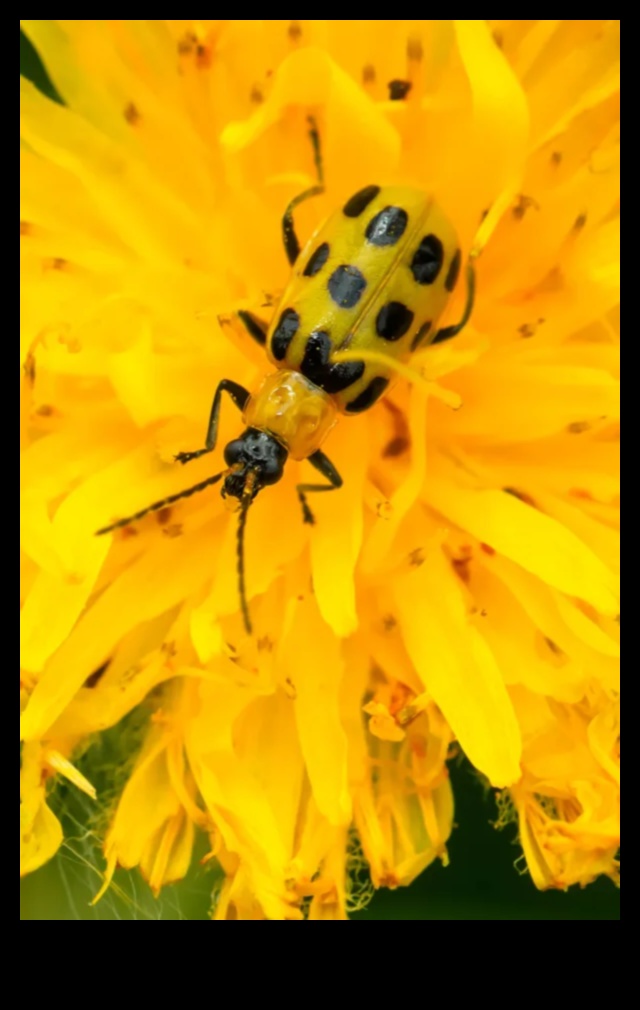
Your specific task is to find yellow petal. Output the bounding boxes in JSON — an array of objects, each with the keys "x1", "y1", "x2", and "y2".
[
  {"x1": 452, "y1": 19, "x2": 529, "y2": 226},
  {"x1": 283, "y1": 597, "x2": 351, "y2": 825},
  {"x1": 427, "y1": 479, "x2": 619, "y2": 616},
  {"x1": 309, "y1": 424, "x2": 367, "y2": 637},
  {"x1": 44, "y1": 749, "x2": 97, "y2": 800},
  {"x1": 394, "y1": 546, "x2": 522, "y2": 787},
  {"x1": 21, "y1": 522, "x2": 223, "y2": 740},
  {"x1": 20, "y1": 743, "x2": 64, "y2": 876}
]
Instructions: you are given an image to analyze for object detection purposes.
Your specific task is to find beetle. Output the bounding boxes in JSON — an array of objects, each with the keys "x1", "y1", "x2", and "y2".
[{"x1": 97, "y1": 119, "x2": 475, "y2": 632}]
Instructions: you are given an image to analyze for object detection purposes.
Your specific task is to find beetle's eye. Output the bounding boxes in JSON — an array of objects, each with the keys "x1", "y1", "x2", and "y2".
[
  {"x1": 224, "y1": 439, "x2": 245, "y2": 466},
  {"x1": 261, "y1": 456, "x2": 285, "y2": 485}
]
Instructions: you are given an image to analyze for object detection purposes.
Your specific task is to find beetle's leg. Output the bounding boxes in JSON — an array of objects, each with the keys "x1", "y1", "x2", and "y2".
[
  {"x1": 282, "y1": 116, "x2": 325, "y2": 266},
  {"x1": 236, "y1": 310, "x2": 268, "y2": 347},
  {"x1": 431, "y1": 262, "x2": 476, "y2": 344},
  {"x1": 296, "y1": 449, "x2": 343, "y2": 525},
  {"x1": 307, "y1": 115, "x2": 324, "y2": 188},
  {"x1": 175, "y1": 379, "x2": 250, "y2": 465}
]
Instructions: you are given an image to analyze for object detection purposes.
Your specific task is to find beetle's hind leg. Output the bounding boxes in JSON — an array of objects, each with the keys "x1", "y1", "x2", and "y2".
[
  {"x1": 281, "y1": 115, "x2": 325, "y2": 266},
  {"x1": 432, "y1": 262, "x2": 476, "y2": 344}
]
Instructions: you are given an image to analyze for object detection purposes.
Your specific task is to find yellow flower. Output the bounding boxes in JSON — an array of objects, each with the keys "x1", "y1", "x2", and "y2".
[{"x1": 20, "y1": 20, "x2": 620, "y2": 917}]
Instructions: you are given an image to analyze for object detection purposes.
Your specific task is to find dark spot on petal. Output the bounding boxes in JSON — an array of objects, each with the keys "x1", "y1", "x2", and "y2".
[
  {"x1": 409, "y1": 548, "x2": 425, "y2": 567},
  {"x1": 119, "y1": 525, "x2": 139, "y2": 539},
  {"x1": 195, "y1": 43, "x2": 212, "y2": 69},
  {"x1": 551, "y1": 150, "x2": 563, "y2": 166},
  {"x1": 20, "y1": 220, "x2": 32, "y2": 237},
  {"x1": 271, "y1": 308, "x2": 300, "y2": 360},
  {"x1": 518, "y1": 318, "x2": 545, "y2": 339},
  {"x1": 410, "y1": 234, "x2": 444, "y2": 285},
  {"x1": 178, "y1": 32, "x2": 197, "y2": 55},
  {"x1": 250, "y1": 85, "x2": 263, "y2": 104},
  {"x1": 480, "y1": 543, "x2": 496, "y2": 556},
  {"x1": 23, "y1": 353, "x2": 36, "y2": 385},
  {"x1": 35, "y1": 403, "x2": 55, "y2": 417},
  {"x1": 545, "y1": 636, "x2": 564, "y2": 656},
  {"x1": 382, "y1": 614, "x2": 397, "y2": 631},
  {"x1": 452, "y1": 556, "x2": 472, "y2": 584},
  {"x1": 503, "y1": 487, "x2": 536, "y2": 508},
  {"x1": 569, "y1": 488, "x2": 593, "y2": 502},
  {"x1": 156, "y1": 507, "x2": 173, "y2": 526},
  {"x1": 388, "y1": 79, "x2": 412, "y2": 100},
  {"x1": 288, "y1": 21, "x2": 302, "y2": 41},
  {"x1": 411, "y1": 320, "x2": 433, "y2": 352},
  {"x1": 124, "y1": 102, "x2": 141, "y2": 125},
  {"x1": 573, "y1": 212, "x2": 588, "y2": 231},
  {"x1": 84, "y1": 660, "x2": 110, "y2": 689},
  {"x1": 303, "y1": 241, "x2": 330, "y2": 277},
  {"x1": 366, "y1": 206, "x2": 409, "y2": 247},
  {"x1": 445, "y1": 249, "x2": 462, "y2": 292},
  {"x1": 363, "y1": 64, "x2": 376, "y2": 84},
  {"x1": 328, "y1": 264, "x2": 367, "y2": 308},
  {"x1": 512, "y1": 194, "x2": 539, "y2": 220},
  {"x1": 407, "y1": 38, "x2": 423, "y2": 61},
  {"x1": 383, "y1": 436, "x2": 410, "y2": 458},
  {"x1": 492, "y1": 31, "x2": 504, "y2": 49},
  {"x1": 376, "y1": 301, "x2": 414, "y2": 341},
  {"x1": 343, "y1": 185, "x2": 380, "y2": 218},
  {"x1": 162, "y1": 523, "x2": 183, "y2": 539},
  {"x1": 567, "y1": 421, "x2": 591, "y2": 434},
  {"x1": 345, "y1": 376, "x2": 389, "y2": 413}
]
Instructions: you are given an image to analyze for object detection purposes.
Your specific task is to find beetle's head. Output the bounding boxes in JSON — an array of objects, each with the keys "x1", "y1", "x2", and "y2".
[{"x1": 222, "y1": 428, "x2": 288, "y2": 503}]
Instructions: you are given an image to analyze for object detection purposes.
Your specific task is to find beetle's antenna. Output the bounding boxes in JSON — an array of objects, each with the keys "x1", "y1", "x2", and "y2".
[
  {"x1": 236, "y1": 472, "x2": 256, "y2": 634},
  {"x1": 95, "y1": 470, "x2": 228, "y2": 536}
]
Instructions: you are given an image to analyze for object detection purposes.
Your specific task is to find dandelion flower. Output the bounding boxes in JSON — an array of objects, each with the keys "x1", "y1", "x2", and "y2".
[{"x1": 20, "y1": 20, "x2": 620, "y2": 918}]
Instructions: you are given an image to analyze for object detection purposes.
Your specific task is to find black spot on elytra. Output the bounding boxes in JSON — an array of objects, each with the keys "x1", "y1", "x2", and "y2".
[
  {"x1": 343, "y1": 185, "x2": 380, "y2": 218},
  {"x1": 303, "y1": 242, "x2": 330, "y2": 277},
  {"x1": 388, "y1": 79, "x2": 412, "y2": 100},
  {"x1": 366, "y1": 206, "x2": 408, "y2": 247},
  {"x1": 445, "y1": 249, "x2": 462, "y2": 292},
  {"x1": 376, "y1": 302, "x2": 414, "y2": 341},
  {"x1": 271, "y1": 308, "x2": 300, "y2": 360},
  {"x1": 345, "y1": 376, "x2": 390, "y2": 413},
  {"x1": 410, "y1": 320, "x2": 433, "y2": 352},
  {"x1": 300, "y1": 331, "x2": 365, "y2": 393},
  {"x1": 300, "y1": 330, "x2": 330, "y2": 381},
  {"x1": 328, "y1": 265, "x2": 367, "y2": 309},
  {"x1": 411, "y1": 234, "x2": 444, "y2": 285}
]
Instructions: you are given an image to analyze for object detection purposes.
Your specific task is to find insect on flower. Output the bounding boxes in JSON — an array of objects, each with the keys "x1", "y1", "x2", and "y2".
[{"x1": 97, "y1": 118, "x2": 475, "y2": 633}]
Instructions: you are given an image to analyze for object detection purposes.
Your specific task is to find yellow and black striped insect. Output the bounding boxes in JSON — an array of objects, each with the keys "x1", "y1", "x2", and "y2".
[{"x1": 97, "y1": 120, "x2": 475, "y2": 632}]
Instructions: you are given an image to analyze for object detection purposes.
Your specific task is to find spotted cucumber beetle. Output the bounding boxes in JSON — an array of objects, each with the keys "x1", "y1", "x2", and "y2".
[{"x1": 97, "y1": 119, "x2": 475, "y2": 632}]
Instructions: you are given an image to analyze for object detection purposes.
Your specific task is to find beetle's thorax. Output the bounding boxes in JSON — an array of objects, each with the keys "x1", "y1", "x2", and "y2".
[{"x1": 243, "y1": 370, "x2": 337, "y2": 461}]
